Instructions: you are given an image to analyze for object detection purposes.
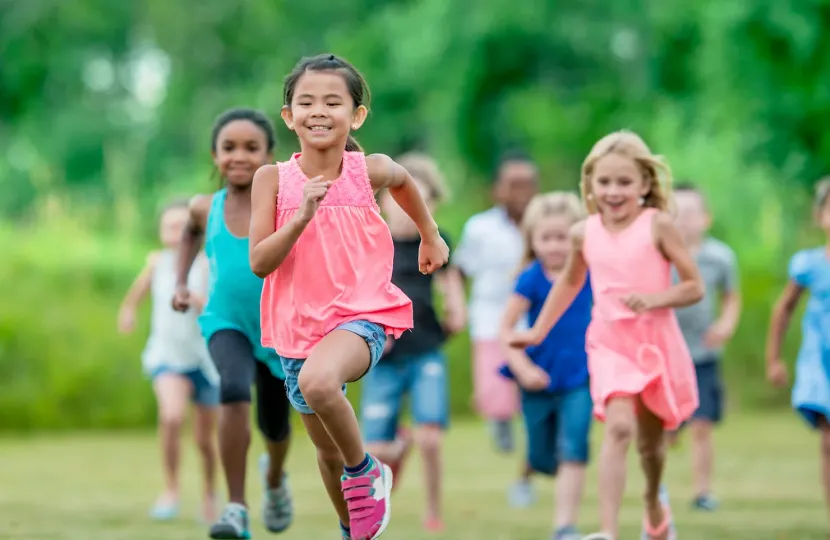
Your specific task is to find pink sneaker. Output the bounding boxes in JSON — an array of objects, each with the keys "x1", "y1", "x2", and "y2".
[{"x1": 341, "y1": 456, "x2": 393, "y2": 540}]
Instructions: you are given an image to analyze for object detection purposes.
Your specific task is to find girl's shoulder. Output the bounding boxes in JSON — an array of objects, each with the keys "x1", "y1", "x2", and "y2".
[{"x1": 189, "y1": 193, "x2": 215, "y2": 228}]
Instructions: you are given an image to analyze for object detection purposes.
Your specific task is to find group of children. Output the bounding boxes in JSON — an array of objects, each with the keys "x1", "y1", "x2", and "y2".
[{"x1": 116, "y1": 51, "x2": 830, "y2": 540}]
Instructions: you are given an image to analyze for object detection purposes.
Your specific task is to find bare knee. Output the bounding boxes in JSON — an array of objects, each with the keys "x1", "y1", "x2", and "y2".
[
  {"x1": 159, "y1": 410, "x2": 185, "y2": 432},
  {"x1": 820, "y1": 430, "x2": 830, "y2": 457},
  {"x1": 637, "y1": 430, "x2": 666, "y2": 460},
  {"x1": 606, "y1": 417, "x2": 635, "y2": 446},
  {"x1": 298, "y1": 368, "x2": 341, "y2": 410},
  {"x1": 690, "y1": 420, "x2": 712, "y2": 444},
  {"x1": 415, "y1": 425, "x2": 443, "y2": 455}
]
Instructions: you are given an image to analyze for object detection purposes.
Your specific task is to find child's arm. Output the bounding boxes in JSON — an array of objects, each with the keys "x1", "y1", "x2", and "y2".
[
  {"x1": 173, "y1": 195, "x2": 211, "y2": 312},
  {"x1": 436, "y1": 265, "x2": 467, "y2": 335},
  {"x1": 509, "y1": 222, "x2": 589, "y2": 347},
  {"x1": 766, "y1": 281, "x2": 804, "y2": 387},
  {"x1": 625, "y1": 212, "x2": 705, "y2": 312},
  {"x1": 500, "y1": 293, "x2": 549, "y2": 391},
  {"x1": 189, "y1": 253, "x2": 210, "y2": 314},
  {"x1": 249, "y1": 165, "x2": 331, "y2": 277},
  {"x1": 118, "y1": 252, "x2": 159, "y2": 333},
  {"x1": 367, "y1": 154, "x2": 448, "y2": 273},
  {"x1": 704, "y1": 251, "x2": 742, "y2": 348}
]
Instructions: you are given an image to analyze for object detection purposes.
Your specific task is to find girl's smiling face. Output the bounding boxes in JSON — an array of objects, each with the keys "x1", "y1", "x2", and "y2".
[{"x1": 590, "y1": 152, "x2": 651, "y2": 224}]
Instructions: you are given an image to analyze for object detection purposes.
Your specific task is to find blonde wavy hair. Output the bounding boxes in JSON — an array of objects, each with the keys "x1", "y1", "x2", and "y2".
[
  {"x1": 580, "y1": 130, "x2": 674, "y2": 214},
  {"x1": 396, "y1": 152, "x2": 449, "y2": 204},
  {"x1": 519, "y1": 191, "x2": 585, "y2": 269}
]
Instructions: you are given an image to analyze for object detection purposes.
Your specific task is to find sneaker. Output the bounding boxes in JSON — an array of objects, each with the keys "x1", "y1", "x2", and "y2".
[
  {"x1": 641, "y1": 485, "x2": 676, "y2": 540},
  {"x1": 582, "y1": 534, "x2": 613, "y2": 540},
  {"x1": 209, "y1": 503, "x2": 251, "y2": 539},
  {"x1": 341, "y1": 455, "x2": 393, "y2": 539},
  {"x1": 149, "y1": 499, "x2": 179, "y2": 521},
  {"x1": 507, "y1": 480, "x2": 536, "y2": 508},
  {"x1": 553, "y1": 526, "x2": 582, "y2": 540},
  {"x1": 258, "y1": 453, "x2": 294, "y2": 533},
  {"x1": 423, "y1": 517, "x2": 444, "y2": 533},
  {"x1": 491, "y1": 420, "x2": 514, "y2": 453},
  {"x1": 692, "y1": 493, "x2": 718, "y2": 512}
]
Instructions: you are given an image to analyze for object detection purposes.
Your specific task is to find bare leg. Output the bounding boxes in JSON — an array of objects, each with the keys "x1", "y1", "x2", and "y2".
[
  {"x1": 554, "y1": 463, "x2": 586, "y2": 530},
  {"x1": 690, "y1": 419, "x2": 714, "y2": 497},
  {"x1": 264, "y1": 437, "x2": 290, "y2": 489},
  {"x1": 597, "y1": 397, "x2": 637, "y2": 539},
  {"x1": 300, "y1": 413, "x2": 350, "y2": 525},
  {"x1": 818, "y1": 418, "x2": 830, "y2": 528},
  {"x1": 194, "y1": 404, "x2": 218, "y2": 521},
  {"x1": 636, "y1": 397, "x2": 668, "y2": 538},
  {"x1": 415, "y1": 424, "x2": 443, "y2": 523},
  {"x1": 152, "y1": 374, "x2": 192, "y2": 505}
]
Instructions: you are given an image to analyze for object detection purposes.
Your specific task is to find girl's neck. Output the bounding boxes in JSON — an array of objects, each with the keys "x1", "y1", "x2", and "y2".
[
  {"x1": 542, "y1": 264, "x2": 563, "y2": 281},
  {"x1": 599, "y1": 206, "x2": 646, "y2": 232},
  {"x1": 226, "y1": 182, "x2": 253, "y2": 197},
  {"x1": 297, "y1": 145, "x2": 345, "y2": 180}
]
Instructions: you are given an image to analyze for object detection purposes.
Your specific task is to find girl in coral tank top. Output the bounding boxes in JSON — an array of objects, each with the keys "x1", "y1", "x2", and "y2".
[
  {"x1": 248, "y1": 54, "x2": 448, "y2": 540},
  {"x1": 510, "y1": 131, "x2": 703, "y2": 540}
]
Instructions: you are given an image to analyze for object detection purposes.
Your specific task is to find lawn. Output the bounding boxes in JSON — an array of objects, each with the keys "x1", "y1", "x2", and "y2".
[{"x1": 1, "y1": 412, "x2": 825, "y2": 540}]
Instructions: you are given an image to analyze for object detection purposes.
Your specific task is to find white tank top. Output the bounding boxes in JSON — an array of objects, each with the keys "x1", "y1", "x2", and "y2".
[{"x1": 142, "y1": 249, "x2": 219, "y2": 384}]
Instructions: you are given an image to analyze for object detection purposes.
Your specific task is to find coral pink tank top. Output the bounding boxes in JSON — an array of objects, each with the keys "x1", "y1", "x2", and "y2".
[{"x1": 260, "y1": 152, "x2": 413, "y2": 358}]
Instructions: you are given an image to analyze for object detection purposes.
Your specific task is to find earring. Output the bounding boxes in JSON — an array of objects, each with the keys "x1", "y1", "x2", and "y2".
[
  {"x1": 586, "y1": 193, "x2": 594, "y2": 200},
  {"x1": 638, "y1": 197, "x2": 645, "y2": 206},
  {"x1": 351, "y1": 124, "x2": 358, "y2": 130}
]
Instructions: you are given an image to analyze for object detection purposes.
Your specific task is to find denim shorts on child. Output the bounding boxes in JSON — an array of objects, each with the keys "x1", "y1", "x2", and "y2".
[
  {"x1": 360, "y1": 349, "x2": 449, "y2": 442},
  {"x1": 521, "y1": 383, "x2": 593, "y2": 475},
  {"x1": 150, "y1": 366, "x2": 220, "y2": 406},
  {"x1": 279, "y1": 320, "x2": 387, "y2": 415}
]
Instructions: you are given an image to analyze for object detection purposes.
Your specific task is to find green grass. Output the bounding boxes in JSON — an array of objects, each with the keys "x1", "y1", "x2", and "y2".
[{"x1": 1, "y1": 413, "x2": 826, "y2": 539}]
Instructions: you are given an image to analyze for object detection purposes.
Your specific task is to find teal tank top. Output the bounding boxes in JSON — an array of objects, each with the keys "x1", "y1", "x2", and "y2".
[{"x1": 199, "y1": 189, "x2": 284, "y2": 378}]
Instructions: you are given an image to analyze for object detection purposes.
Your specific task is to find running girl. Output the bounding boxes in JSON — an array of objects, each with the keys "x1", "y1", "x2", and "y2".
[
  {"x1": 767, "y1": 178, "x2": 830, "y2": 533},
  {"x1": 118, "y1": 200, "x2": 218, "y2": 523},
  {"x1": 249, "y1": 54, "x2": 449, "y2": 540},
  {"x1": 173, "y1": 108, "x2": 294, "y2": 539},
  {"x1": 499, "y1": 192, "x2": 593, "y2": 540},
  {"x1": 510, "y1": 130, "x2": 703, "y2": 540}
]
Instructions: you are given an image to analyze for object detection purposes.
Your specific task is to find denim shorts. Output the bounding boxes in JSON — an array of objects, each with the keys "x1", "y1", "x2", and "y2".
[
  {"x1": 361, "y1": 349, "x2": 449, "y2": 442},
  {"x1": 150, "y1": 366, "x2": 220, "y2": 407},
  {"x1": 279, "y1": 320, "x2": 387, "y2": 415},
  {"x1": 521, "y1": 384, "x2": 593, "y2": 475},
  {"x1": 691, "y1": 359, "x2": 724, "y2": 423}
]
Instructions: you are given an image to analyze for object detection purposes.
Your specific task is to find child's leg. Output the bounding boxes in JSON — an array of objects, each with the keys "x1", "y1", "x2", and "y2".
[
  {"x1": 208, "y1": 330, "x2": 256, "y2": 515},
  {"x1": 597, "y1": 396, "x2": 637, "y2": 538},
  {"x1": 689, "y1": 361, "x2": 723, "y2": 506},
  {"x1": 152, "y1": 371, "x2": 192, "y2": 505},
  {"x1": 635, "y1": 396, "x2": 668, "y2": 535},
  {"x1": 513, "y1": 391, "x2": 554, "y2": 509},
  {"x1": 553, "y1": 385, "x2": 592, "y2": 533},
  {"x1": 818, "y1": 417, "x2": 830, "y2": 526},
  {"x1": 193, "y1": 393, "x2": 218, "y2": 522},
  {"x1": 361, "y1": 359, "x2": 408, "y2": 473},
  {"x1": 473, "y1": 340, "x2": 519, "y2": 452},
  {"x1": 254, "y1": 360, "x2": 294, "y2": 533},
  {"x1": 300, "y1": 412, "x2": 350, "y2": 526},
  {"x1": 409, "y1": 350, "x2": 450, "y2": 525}
]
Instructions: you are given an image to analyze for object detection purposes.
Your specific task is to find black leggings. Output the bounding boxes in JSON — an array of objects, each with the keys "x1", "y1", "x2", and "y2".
[{"x1": 208, "y1": 329, "x2": 291, "y2": 442}]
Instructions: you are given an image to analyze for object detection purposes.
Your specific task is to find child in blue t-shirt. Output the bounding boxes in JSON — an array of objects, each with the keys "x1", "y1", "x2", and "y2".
[{"x1": 499, "y1": 192, "x2": 593, "y2": 540}]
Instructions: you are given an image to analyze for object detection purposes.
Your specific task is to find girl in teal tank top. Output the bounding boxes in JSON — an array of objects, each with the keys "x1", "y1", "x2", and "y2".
[
  {"x1": 172, "y1": 108, "x2": 294, "y2": 539},
  {"x1": 200, "y1": 187, "x2": 282, "y2": 374}
]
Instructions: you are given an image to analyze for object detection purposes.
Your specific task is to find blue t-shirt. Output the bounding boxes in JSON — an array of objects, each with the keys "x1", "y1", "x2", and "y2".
[{"x1": 501, "y1": 260, "x2": 592, "y2": 393}]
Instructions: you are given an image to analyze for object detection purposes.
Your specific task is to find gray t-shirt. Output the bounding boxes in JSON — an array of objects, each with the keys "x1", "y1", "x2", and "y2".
[{"x1": 672, "y1": 238, "x2": 739, "y2": 364}]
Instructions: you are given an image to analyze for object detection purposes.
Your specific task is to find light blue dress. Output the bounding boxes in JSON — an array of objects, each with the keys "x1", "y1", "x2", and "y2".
[{"x1": 790, "y1": 247, "x2": 830, "y2": 428}]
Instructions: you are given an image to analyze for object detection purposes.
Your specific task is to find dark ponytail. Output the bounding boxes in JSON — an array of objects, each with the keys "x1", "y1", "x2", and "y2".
[{"x1": 345, "y1": 135, "x2": 363, "y2": 152}]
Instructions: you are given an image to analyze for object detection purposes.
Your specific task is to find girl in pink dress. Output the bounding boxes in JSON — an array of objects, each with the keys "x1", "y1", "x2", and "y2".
[
  {"x1": 249, "y1": 54, "x2": 448, "y2": 540},
  {"x1": 510, "y1": 130, "x2": 703, "y2": 540}
]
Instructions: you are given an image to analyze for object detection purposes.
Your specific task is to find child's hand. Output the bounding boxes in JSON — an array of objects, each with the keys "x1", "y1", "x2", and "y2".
[
  {"x1": 767, "y1": 359, "x2": 789, "y2": 387},
  {"x1": 418, "y1": 232, "x2": 449, "y2": 274},
  {"x1": 117, "y1": 307, "x2": 136, "y2": 334},
  {"x1": 516, "y1": 363, "x2": 550, "y2": 391},
  {"x1": 298, "y1": 175, "x2": 332, "y2": 223},
  {"x1": 508, "y1": 329, "x2": 543, "y2": 348},
  {"x1": 704, "y1": 320, "x2": 733, "y2": 349},
  {"x1": 171, "y1": 285, "x2": 192, "y2": 312},
  {"x1": 442, "y1": 304, "x2": 466, "y2": 335},
  {"x1": 621, "y1": 293, "x2": 660, "y2": 313}
]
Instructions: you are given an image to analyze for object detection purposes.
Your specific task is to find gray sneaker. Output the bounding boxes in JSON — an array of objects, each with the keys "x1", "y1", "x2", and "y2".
[
  {"x1": 259, "y1": 453, "x2": 293, "y2": 533},
  {"x1": 209, "y1": 503, "x2": 251, "y2": 539},
  {"x1": 553, "y1": 525, "x2": 582, "y2": 540}
]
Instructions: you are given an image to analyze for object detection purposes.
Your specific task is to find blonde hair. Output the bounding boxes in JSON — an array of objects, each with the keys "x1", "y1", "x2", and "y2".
[
  {"x1": 519, "y1": 192, "x2": 585, "y2": 268},
  {"x1": 396, "y1": 152, "x2": 449, "y2": 204},
  {"x1": 815, "y1": 177, "x2": 830, "y2": 214},
  {"x1": 580, "y1": 130, "x2": 674, "y2": 214}
]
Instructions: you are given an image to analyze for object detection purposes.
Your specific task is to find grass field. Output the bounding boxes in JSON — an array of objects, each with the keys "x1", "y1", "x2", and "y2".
[{"x1": 1, "y1": 412, "x2": 826, "y2": 540}]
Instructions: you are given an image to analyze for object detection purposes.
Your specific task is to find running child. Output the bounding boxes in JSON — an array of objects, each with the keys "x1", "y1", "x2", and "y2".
[
  {"x1": 670, "y1": 182, "x2": 741, "y2": 511},
  {"x1": 173, "y1": 108, "x2": 294, "y2": 539},
  {"x1": 453, "y1": 152, "x2": 539, "y2": 452},
  {"x1": 118, "y1": 199, "x2": 219, "y2": 523},
  {"x1": 510, "y1": 130, "x2": 703, "y2": 540},
  {"x1": 499, "y1": 192, "x2": 593, "y2": 540},
  {"x1": 360, "y1": 152, "x2": 466, "y2": 533},
  {"x1": 767, "y1": 178, "x2": 830, "y2": 532},
  {"x1": 249, "y1": 54, "x2": 449, "y2": 540}
]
